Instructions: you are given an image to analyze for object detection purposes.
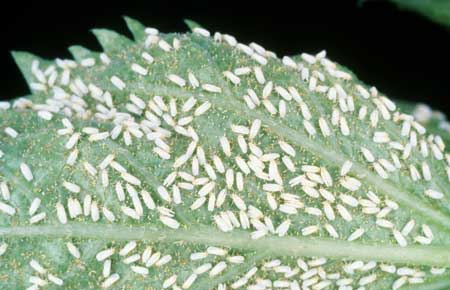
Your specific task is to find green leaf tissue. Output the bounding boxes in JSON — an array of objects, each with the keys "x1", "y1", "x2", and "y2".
[{"x1": 0, "y1": 17, "x2": 448, "y2": 290}]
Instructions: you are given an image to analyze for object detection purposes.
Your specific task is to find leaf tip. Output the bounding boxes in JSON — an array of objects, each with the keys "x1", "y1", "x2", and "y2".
[
  {"x1": 184, "y1": 19, "x2": 204, "y2": 31},
  {"x1": 123, "y1": 15, "x2": 146, "y2": 41}
]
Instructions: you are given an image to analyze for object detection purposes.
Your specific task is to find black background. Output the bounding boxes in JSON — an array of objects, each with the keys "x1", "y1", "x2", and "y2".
[{"x1": 1, "y1": 0, "x2": 449, "y2": 115}]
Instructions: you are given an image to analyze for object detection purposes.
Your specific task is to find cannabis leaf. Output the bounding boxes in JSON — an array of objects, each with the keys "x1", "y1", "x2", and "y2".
[
  {"x1": 389, "y1": 0, "x2": 450, "y2": 29},
  {"x1": 0, "y1": 17, "x2": 448, "y2": 289}
]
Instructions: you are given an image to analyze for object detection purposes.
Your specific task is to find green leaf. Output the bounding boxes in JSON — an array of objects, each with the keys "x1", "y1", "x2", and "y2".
[
  {"x1": 1, "y1": 17, "x2": 449, "y2": 289},
  {"x1": 389, "y1": 0, "x2": 450, "y2": 29}
]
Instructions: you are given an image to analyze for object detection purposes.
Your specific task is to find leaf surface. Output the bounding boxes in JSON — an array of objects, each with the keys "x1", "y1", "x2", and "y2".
[{"x1": 1, "y1": 17, "x2": 449, "y2": 289}]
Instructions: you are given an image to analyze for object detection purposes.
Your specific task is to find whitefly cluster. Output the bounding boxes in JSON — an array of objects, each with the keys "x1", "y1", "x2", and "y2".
[{"x1": 0, "y1": 18, "x2": 448, "y2": 290}]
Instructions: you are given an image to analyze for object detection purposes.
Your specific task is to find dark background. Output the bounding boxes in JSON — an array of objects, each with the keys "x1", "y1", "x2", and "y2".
[{"x1": 1, "y1": 0, "x2": 449, "y2": 115}]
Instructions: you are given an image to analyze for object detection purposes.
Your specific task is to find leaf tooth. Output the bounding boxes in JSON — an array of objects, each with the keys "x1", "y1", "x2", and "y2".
[
  {"x1": 10, "y1": 50, "x2": 50, "y2": 91},
  {"x1": 123, "y1": 16, "x2": 146, "y2": 41},
  {"x1": 91, "y1": 28, "x2": 133, "y2": 52},
  {"x1": 184, "y1": 19, "x2": 206, "y2": 32},
  {"x1": 68, "y1": 45, "x2": 96, "y2": 63}
]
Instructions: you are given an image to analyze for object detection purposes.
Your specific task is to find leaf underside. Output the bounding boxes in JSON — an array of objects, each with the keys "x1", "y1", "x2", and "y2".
[{"x1": 0, "y1": 17, "x2": 449, "y2": 290}]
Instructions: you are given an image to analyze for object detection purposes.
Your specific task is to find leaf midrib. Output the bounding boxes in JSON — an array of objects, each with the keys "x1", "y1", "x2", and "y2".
[{"x1": 1, "y1": 223, "x2": 449, "y2": 267}]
